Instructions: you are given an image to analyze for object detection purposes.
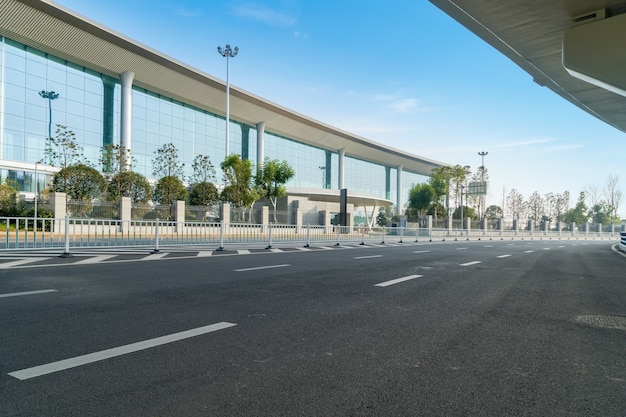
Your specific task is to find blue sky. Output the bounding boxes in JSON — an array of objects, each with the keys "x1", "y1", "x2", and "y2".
[{"x1": 54, "y1": 0, "x2": 625, "y2": 216}]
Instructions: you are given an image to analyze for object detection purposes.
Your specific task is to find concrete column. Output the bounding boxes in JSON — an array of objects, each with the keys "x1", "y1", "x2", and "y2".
[
  {"x1": 338, "y1": 148, "x2": 345, "y2": 190},
  {"x1": 256, "y1": 121, "x2": 265, "y2": 168},
  {"x1": 220, "y1": 203, "x2": 231, "y2": 224},
  {"x1": 119, "y1": 197, "x2": 131, "y2": 233},
  {"x1": 426, "y1": 215, "x2": 433, "y2": 231},
  {"x1": 120, "y1": 71, "x2": 134, "y2": 170},
  {"x1": 48, "y1": 192, "x2": 67, "y2": 232},
  {"x1": 396, "y1": 165, "x2": 403, "y2": 216},
  {"x1": 175, "y1": 200, "x2": 185, "y2": 233}
]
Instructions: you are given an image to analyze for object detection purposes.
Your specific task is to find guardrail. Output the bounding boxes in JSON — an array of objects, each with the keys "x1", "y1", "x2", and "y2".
[
  {"x1": 620, "y1": 232, "x2": 626, "y2": 253},
  {"x1": 0, "y1": 216, "x2": 622, "y2": 254}
]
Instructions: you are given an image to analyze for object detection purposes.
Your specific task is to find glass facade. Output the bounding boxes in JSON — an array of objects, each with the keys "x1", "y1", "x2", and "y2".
[{"x1": 0, "y1": 36, "x2": 428, "y2": 206}]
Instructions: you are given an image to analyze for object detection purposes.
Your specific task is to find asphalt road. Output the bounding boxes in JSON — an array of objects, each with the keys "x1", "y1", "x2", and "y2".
[{"x1": 1, "y1": 240, "x2": 625, "y2": 416}]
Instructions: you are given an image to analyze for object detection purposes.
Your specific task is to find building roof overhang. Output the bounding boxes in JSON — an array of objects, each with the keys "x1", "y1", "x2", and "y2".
[
  {"x1": 0, "y1": 0, "x2": 445, "y2": 175},
  {"x1": 429, "y1": 0, "x2": 626, "y2": 135}
]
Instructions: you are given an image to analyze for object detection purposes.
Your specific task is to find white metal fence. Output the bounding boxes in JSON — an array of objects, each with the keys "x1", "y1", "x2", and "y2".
[{"x1": 0, "y1": 216, "x2": 622, "y2": 253}]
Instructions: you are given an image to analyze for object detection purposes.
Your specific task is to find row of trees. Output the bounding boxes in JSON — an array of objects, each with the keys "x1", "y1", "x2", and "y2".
[
  {"x1": 404, "y1": 163, "x2": 623, "y2": 228},
  {"x1": 3, "y1": 125, "x2": 295, "y2": 221}
]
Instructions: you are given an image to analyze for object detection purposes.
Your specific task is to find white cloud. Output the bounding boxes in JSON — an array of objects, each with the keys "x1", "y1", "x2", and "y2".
[
  {"x1": 175, "y1": 6, "x2": 202, "y2": 17},
  {"x1": 233, "y1": 3, "x2": 297, "y2": 27}
]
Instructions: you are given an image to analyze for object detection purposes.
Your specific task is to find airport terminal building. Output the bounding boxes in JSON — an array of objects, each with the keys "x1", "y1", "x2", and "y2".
[{"x1": 0, "y1": 0, "x2": 443, "y2": 224}]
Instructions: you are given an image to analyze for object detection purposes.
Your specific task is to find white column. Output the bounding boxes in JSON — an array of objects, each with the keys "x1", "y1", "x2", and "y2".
[
  {"x1": 256, "y1": 121, "x2": 265, "y2": 168},
  {"x1": 338, "y1": 148, "x2": 345, "y2": 190},
  {"x1": 120, "y1": 71, "x2": 134, "y2": 171},
  {"x1": 396, "y1": 165, "x2": 403, "y2": 215}
]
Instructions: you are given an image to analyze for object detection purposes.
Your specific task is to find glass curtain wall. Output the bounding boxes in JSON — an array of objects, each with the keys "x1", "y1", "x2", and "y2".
[{"x1": 1, "y1": 36, "x2": 423, "y2": 203}]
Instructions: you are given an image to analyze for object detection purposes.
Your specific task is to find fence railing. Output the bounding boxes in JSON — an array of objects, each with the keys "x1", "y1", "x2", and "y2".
[{"x1": 0, "y1": 217, "x2": 622, "y2": 253}]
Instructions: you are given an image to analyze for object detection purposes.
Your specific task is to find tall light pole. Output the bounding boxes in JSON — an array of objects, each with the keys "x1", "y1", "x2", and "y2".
[
  {"x1": 34, "y1": 161, "x2": 39, "y2": 220},
  {"x1": 39, "y1": 90, "x2": 59, "y2": 164},
  {"x1": 217, "y1": 44, "x2": 238, "y2": 159},
  {"x1": 478, "y1": 151, "x2": 488, "y2": 220},
  {"x1": 460, "y1": 184, "x2": 465, "y2": 234}
]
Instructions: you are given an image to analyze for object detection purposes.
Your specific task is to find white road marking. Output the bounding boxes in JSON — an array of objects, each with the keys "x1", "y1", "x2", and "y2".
[
  {"x1": 196, "y1": 251, "x2": 213, "y2": 257},
  {"x1": 0, "y1": 258, "x2": 47, "y2": 269},
  {"x1": 543, "y1": 248, "x2": 551, "y2": 250},
  {"x1": 354, "y1": 255, "x2": 383, "y2": 259},
  {"x1": 456, "y1": 247, "x2": 468, "y2": 250},
  {"x1": 0, "y1": 289, "x2": 57, "y2": 299},
  {"x1": 144, "y1": 253, "x2": 167, "y2": 260},
  {"x1": 73, "y1": 255, "x2": 117, "y2": 265},
  {"x1": 375, "y1": 275, "x2": 422, "y2": 287},
  {"x1": 524, "y1": 250, "x2": 534, "y2": 253},
  {"x1": 460, "y1": 261, "x2": 481, "y2": 266},
  {"x1": 484, "y1": 245, "x2": 493, "y2": 247},
  {"x1": 497, "y1": 254, "x2": 511, "y2": 258},
  {"x1": 8, "y1": 322, "x2": 237, "y2": 380},
  {"x1": 413, "y1": 250, "x2": 431, "y2": 254},
  {"x1": 234, "y1": 264, "x2": 291, "y2": 272}
]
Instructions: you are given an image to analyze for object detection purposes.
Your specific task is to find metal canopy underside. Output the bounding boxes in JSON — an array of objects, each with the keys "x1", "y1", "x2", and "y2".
[
  {"x1": 429, "y1": 0, "x2": 626, "y2": 135},
  {"x1": 0, "y1": 0, "x2": 444, "y2": 175}
]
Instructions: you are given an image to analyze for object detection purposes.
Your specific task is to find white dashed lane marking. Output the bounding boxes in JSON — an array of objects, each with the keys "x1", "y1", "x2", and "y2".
[{"x1": 375, "y1": 275, "x2": 422, "y2": 287}]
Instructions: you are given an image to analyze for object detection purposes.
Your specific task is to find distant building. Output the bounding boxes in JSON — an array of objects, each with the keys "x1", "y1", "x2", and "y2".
[{"x1": 0, "y1": 0, "x2": 444, "y2": 225}]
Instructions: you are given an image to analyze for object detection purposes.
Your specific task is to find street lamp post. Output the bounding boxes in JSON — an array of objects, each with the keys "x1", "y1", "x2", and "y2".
[
  {"x1": 217, "y1": 44, "x2": 239, "y2": 159},
  {"x1": 478, "y1": 151, "x2": 488, "y2": 221},
  {"x1": 39, "y1": 90, "x2": 59, "y2": 164},
  {"x1": 460, "y1": 185, "x2": 465, "y2": 235},
  {"x1": 34, "y1": 161, "x2": 39, "y2": 220}
]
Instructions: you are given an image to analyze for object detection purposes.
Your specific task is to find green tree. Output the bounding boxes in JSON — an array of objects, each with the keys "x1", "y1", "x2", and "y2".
[
  {"x1": 189, "y1": 154, "x2": 216, "y2": 184},
  {"x1": 452, "y1": 205, "x2": 477, "y2": 220},
  {"x1": 376, "y1": 206, "x2": 392, "y2": 227},
  {"x1": 52, "y1": 164, "x2": 106, "y2": 201},
  {"x1": 563, "y1": 192, "x2": 588, "y2": 228},
  {"x1": 0, "y1": 181, "x2": 18, "y2": 216},
  {"x1": 407, "y1": 183, "x2": 435, "y2": 221},
  {"x1": 255, "y1": 158, "x2": 295, "y2": 222},
  {"x1": 189, "y1": 182, "x2": 219, "y2": 206},
  {"x1": 220, "y1": 154, "x2": 256, "y2": 214},
  {"x1": 154, "y1": 176, "x2": 188, "y2": 206},
  {"x1": 429, "y1": 166, "x2": 453, "y2": 217},
  {"x1": 100, "y1": 143, "x2": 136, "y2": 178},
  {"x1": 48, "y1": 125, "x2": 86, "y2": 170},
  {"x1": 106, "y1": 171, "x2": 152, "y2": 203},
  {"x1": 152, "y1": 143, "x2": 185, "y2": 180},
  {"x1": 484, "y1": 205, "x2": 503, "y2": 222}
]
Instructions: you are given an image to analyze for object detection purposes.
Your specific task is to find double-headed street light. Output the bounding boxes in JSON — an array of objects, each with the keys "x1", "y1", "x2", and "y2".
[
  {"x1": 39, "y1": 90, "x2": 59, "y2": 164},
  {"x1": 217, "y1": 44, "x2": 239, "y2": 159}
]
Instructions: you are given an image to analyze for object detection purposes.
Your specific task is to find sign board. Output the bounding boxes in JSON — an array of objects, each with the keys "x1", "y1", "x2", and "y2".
[{"x1": 467, "y1": 181, "x2": 487, "y2": 195}]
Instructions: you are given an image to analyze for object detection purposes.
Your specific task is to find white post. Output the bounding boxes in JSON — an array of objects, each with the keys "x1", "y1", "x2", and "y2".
[
  {"x1": 305, "y1": 223, "x2": 311, "y2": 248},
  {"x1": 360, "y1": 223, "x2": 365, "y2": 245},
  {"x1": 60, "y1": 215, "x2": 72, "y2": 258},
  {"x1": 217, "y1": 220, "x2": 225, "y2": 251},
  {"x1": 151, "y1": 218, "x2": 160, "y2": 254},
  {"x1": 266, "y1": 223, "x2": 273, "y2": 249}
]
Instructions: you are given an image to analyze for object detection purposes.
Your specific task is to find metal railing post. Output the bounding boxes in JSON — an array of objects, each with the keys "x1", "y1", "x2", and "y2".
[
  {"x1": 304, "y1": 224, "x2": 311, "y2": 248},
  {"x1": 59, "y1": 215, "x2": 73, "y2": 258},
  {"x1": 151, "y1": 218, "x2": 160, "y2": 254},
  {"x1": 217, "y1": 220, "x2": 225, "y2": 251},
  {"x1": 266, "y1": 222, "x2": 273, "y2": 249},
  {"x1": 360, "y1": 223, "x2": 365, "y2": 245}
]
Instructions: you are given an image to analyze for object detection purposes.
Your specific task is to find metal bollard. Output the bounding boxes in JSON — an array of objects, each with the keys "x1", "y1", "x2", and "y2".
[
  {"x1": 59, "y1": 215, "x2": 73, "y2": 258},
  {"x1": 151, "y1": 218, "x2": 160, "y2": 254},
  {"x1": 217, "y1": 220, "x2": 225, "y2": 251}
]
